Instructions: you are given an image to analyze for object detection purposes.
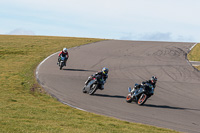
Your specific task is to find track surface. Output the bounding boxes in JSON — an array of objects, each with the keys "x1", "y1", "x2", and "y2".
[{"x1": 37, "y1": 40, "x2": 200, "y2": 133}]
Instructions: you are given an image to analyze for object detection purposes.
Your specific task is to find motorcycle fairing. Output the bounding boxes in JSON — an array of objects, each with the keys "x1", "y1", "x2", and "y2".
[{"x1": 84, "y1": 79, "x2": 96, "y2": 92}]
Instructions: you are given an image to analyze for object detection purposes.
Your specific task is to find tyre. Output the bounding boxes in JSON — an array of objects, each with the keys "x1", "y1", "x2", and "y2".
[
  {"x1": 88, "y1": 84, "x2": 97, "y2": 95},
  {"x1": 137, "y1": 93, "x2": 147, "y2": 105},
  {"x1": 82, "y1": 87, "x2": 87, "y2": 93},
  {"x1": 60, "y1": 62, "x2": 63, "y2": 70},
  {"x1": 126, "y1": 94, "x2": 133, "y2": 103}
]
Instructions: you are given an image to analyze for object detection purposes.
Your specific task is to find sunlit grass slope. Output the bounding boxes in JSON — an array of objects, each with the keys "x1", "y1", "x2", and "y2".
[
  {"x1": 0, "y1": 35, "x2": 179, "y2": 133},
  {"x1": 188, "y1": 43, "x2": 200, "y2": 70}
]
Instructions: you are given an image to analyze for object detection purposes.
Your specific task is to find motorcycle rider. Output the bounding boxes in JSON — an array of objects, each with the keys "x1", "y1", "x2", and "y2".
[
  {"x1": 131, "y1": 76, "x2": 157, "y2": 94},
  {"x1": 85, "y1": 67, "x2": 109, "y2": 90},
  {"x1": 57, "y1": 48, "x2": 69, "y2": 66}
]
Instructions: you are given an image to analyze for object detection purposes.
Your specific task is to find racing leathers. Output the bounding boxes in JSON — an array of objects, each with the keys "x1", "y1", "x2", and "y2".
[
  {"x1": 85, "y1": 71, "x2": 108, "y2": 90},
  {"x1": 132, "y1": 80, "x2": 156, "y2": 95},
  {"x1": 58, "y1": 51, "x2": 69, "y2": 66}
]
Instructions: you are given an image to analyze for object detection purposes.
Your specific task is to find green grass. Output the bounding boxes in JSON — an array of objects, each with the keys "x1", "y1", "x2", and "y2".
[
  {"x1": 0, "y1": 35, "x2": 180, "y2": 133},
  {"x1": 188, "y1": 43, "x2": 200, "y2": 70}
]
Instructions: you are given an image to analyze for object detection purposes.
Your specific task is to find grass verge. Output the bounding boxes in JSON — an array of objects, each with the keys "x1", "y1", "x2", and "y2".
[
  {"x1": 187, "y1": 43, "x2": 200, "y2": 70},
  {"x1": 0, "y1": 35, "x2": 179, "y2": 133}
]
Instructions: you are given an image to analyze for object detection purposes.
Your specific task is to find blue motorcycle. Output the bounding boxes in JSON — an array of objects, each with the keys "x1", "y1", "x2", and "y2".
[{"x1": 58, "y1": 56, "x2": 66, "y2": 70}]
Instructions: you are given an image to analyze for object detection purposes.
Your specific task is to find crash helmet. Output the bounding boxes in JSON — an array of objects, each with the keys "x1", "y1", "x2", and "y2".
[
  {"x1": 102, "y1": 67, "x2": 109, "y2": 75},
  {"x1": 63, "y1": 48, "x2": 68, "y2": 53},
  {"x1": 151, "y1": 76, "x2": 157, "y2": 84}
]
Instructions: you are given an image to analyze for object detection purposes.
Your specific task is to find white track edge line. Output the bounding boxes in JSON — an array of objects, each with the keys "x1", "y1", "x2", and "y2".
[{"x1": 35, "y1": 50, "x2": 87, "y2": 112}]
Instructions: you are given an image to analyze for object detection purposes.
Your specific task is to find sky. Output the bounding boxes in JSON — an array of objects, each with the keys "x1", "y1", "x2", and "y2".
[{"x1": 1, "y1": 0, "x2": 200, "y2": 42}]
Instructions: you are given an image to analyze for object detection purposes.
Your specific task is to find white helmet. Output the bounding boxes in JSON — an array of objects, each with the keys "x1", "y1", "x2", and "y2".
[
  {"x1": 63, "y1": 48, "x2": 67, "y2": 53},
  {"x1": 151, "y1": 76, "x2": 157, "y2": 84}
]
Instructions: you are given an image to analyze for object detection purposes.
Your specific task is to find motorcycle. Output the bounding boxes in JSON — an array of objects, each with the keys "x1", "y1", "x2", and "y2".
[
  {"x1": 58, "y1": 56, "x2": 66, "y2": 70},
  {"x1": 126, "y1": 83, "x2": 154, "y2": 105},
  {"x1": 83, "y1": 76, "x2": 104, "y2": 95}
]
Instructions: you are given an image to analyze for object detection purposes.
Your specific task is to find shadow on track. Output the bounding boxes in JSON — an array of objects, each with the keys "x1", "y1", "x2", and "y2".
[
  {"x1": 63, "y1": 68, "x2": 96, "y2": 72},
  {"x1": 144, "y1": 104, "x2": 200, "y2": 111},
  {"x1": 93, "y1": 94, "x2": 126, "y2": 99}
]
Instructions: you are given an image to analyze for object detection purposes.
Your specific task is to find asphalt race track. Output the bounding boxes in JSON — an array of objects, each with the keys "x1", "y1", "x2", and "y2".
[{"x1": 36, "y1": 40, "x2": 200, "y2": 133}]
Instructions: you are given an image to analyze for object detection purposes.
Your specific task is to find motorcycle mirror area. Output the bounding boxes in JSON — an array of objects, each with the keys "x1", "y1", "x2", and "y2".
[{"x1": 128, "y1": 87, "x2": 132, "y2": 92}]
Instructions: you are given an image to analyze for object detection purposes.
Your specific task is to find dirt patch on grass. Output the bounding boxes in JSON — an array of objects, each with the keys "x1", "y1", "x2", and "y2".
[{"x1": 30, "y1": 83, "x2": 46, "y2": 94}]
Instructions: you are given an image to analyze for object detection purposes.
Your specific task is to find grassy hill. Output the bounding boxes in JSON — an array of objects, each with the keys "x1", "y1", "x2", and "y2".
[
  {"x1": 187, "y1": 43, "x2": 200, "y2": 70},
  {"x1": 0, "y1": 35, "x2": 180, "y2": 133}
]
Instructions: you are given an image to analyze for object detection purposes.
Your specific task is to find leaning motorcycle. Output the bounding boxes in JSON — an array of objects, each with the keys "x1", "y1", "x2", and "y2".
[
  {"x1": 58, "y1": 56, "x2": 66, "y2": 70},
  {"x1": 126, "y1": 83, "x2": 154, "y2": 105},
  {"x1": 83, "y1": 76, "x2": 104, "y2": 95}
]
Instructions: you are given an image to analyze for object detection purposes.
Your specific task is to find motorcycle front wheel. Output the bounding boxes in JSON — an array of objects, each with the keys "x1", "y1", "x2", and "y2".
[
  {"x1": 137, "y1": 93, "x2": 147, "y2": 105},
  {"x1": 88, "y1": 84, "x2": 97, "y2": 95},
  {"x1": 126, "y1": 94, "x2": 133, "y2": 103},
  {"x1": 60, "y1": 62, "x2": 64, "y2": 70},
  {"x1": 82, "y1": 87, "x2": 87, "y2": 93}
]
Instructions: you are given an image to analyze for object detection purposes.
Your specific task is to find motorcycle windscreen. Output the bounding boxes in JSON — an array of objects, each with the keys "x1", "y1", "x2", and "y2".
[{"x1": 60, "y1": 56, "x2": 65, "y2": 61}]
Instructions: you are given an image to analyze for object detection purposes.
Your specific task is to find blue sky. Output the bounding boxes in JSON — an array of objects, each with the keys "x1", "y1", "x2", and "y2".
[{"x1": 1, "y1": 0, "x2": 200, "y2": 42}]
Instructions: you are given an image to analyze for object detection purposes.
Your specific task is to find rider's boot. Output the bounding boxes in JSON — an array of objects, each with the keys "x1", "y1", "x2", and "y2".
[
  {"x1": 57, "y1": 58, "x2": 60, "y2": 65},
  {"x1": 100, "y1": 85, "x2": 104, "y2": 90}
]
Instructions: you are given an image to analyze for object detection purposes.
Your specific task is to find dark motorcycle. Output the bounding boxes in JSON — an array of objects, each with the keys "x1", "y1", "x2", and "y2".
[
  {"x1": 126, "y1": 83, "x2": 154, "y2": 105},
  {"x1": 58, "y1": 56, "x2": 66, "y2": 70},
  {"x1": 83, "y1": 76, "x2": 104, "y2": 95}
]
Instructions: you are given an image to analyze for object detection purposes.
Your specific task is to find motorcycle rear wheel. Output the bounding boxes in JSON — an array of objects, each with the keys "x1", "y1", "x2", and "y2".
[{"x1": 137, "y1": 93, "x2": 147, "y2": 105}]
